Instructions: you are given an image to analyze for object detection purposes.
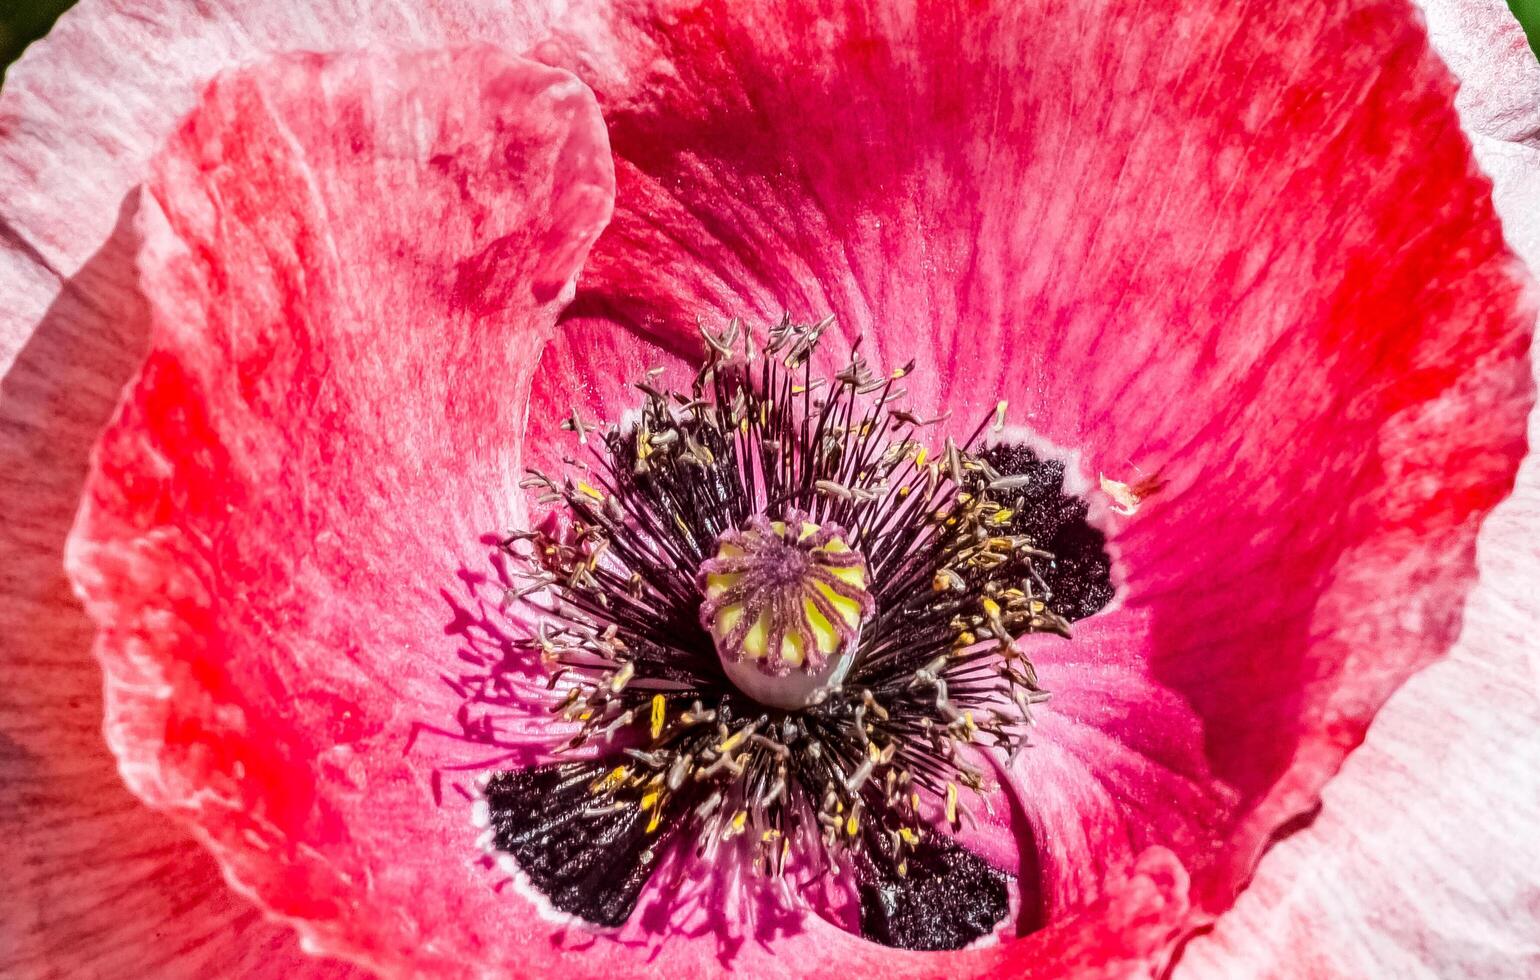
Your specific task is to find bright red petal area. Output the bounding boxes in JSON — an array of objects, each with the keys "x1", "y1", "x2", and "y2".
[
  {"x1": 523, "y1": 0, "x2": 1536, "y2": 961},
  {"x1": 64, "y1": 47, "x2": 613, "y2": 975},
  {"x1": 0, "y1": 5, "x2": 561, "y2": 972},
  {"x1": 0, "y1": 217, "x2": 365, "y2": 978}
]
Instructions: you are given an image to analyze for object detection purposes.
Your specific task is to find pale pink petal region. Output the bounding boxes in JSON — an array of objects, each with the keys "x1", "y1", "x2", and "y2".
[
  {"x1": 1181, "y1": 2, "x2": 1540, "y2": 975},
  {"x1": 0, "y1": 0, "x2": 580, "y2": 373},
  {"x1": 63, "y1": 46, "x2": 614, "y2": 976},
  {"x1": 1417, "y1": 0, "x2": 1540, "y2": 143}
]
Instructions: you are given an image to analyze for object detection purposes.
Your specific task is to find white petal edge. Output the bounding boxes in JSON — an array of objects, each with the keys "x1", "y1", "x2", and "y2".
[{"x1": 0, "y1": 0, "x2": 603, "y2": 373}]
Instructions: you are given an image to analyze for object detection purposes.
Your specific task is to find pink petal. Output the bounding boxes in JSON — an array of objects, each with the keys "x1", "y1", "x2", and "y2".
[
  {"x1": 0, "y1": 232, "x2": 365, "y2": 977},
  {"x1": 0, "y1": 0, "x2": 574, "y2": 370},
  {"x1": 1178, "y1": 434, "x2": 1540, "y2": 977},
  {"x1": 1181, "y1": 3, "x2": 1540, "y2": 974},
  {"x1": 3, "y1": 0, "x2": 1527, "y2": 973},
  {"x1": 0, "y1": 4, "x2": 558, "y2": 968},
  {"x1": 64, "y1": 46, "x2": 615, "y2": 974},
  {"x1": 537, "y1": 0, "x2": 1534, "y2": 954}
]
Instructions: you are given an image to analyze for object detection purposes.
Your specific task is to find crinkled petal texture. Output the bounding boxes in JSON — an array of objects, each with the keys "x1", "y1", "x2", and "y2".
[
  {"x1": 65, "y1": 46, "x2": 619, "y2": 976},
  {"x1": 1417, "y1": 0, "x2": 1540, "y2": 142},
  {"x1": 15, "y1": 3, "x2": 1536, "y2": 980},
  {"x1": 1180, "y1": 3, "x2": 1540, "y2": 976}
]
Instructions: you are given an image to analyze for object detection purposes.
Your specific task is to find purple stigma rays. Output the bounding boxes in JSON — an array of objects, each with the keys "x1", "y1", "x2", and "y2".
[{"x1": 699, "y1": 512, "x2": 875, "y2": 708}]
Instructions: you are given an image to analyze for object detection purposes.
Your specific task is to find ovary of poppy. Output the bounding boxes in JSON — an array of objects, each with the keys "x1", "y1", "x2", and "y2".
[{"x1": 0, "y1": 0, "x2": 1532, "y2": 978}]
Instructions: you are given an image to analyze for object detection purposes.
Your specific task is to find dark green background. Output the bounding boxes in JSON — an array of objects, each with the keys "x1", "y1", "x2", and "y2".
[
  {"x1": 3, "y1": 1, "x2": 1540, "y2": 79},
  {"x1": 1, "y1": 0, "x2": 72, "y2": 80},
  {"x1": 1513, "y1": 0, "x2": 1540, "y2": 51}
]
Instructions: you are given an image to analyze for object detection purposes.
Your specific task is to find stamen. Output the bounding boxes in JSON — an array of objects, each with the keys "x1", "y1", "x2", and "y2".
[{"x1": 459, "y1": 316, "x2": 1115, "y2": 950}]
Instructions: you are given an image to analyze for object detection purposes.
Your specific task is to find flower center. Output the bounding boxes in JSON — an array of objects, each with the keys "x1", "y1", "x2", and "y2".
[
  {"x1": 700, "y1": 514, "x2": 874, "y2": 709},
  {"x1": 453, "y1": 317, "x2": 1116, "y2": 951}
]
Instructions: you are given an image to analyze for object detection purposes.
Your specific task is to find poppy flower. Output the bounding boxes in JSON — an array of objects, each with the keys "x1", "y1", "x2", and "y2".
[{"x1": 1, "y1": 1, "x2": 1536, "y2": 978}]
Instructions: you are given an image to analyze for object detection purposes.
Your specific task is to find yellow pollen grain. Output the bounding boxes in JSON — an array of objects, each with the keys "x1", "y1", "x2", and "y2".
[
  {"x1": 650, "y1": 694, "x2": 666, "y2": 740},
  {"x1": 609, "y1": 661, "x2": 634, "y2": 693},
  {"x1": 647, "y1": 808, "x2": 662, "y2": 833},
  {"x1": 593, "y1": 766, "x2": 628, "y2": 794},
  {"x1": 719, "y1": 728, "x2": 750, "y2": 754},
  {"x1": 724, "y1": 810, "x2": 748, "y2": 839},
  {"x1": 577, "y1": 481, "x2": 603, "y2": 500},
  {"x1": 846, "y1": 813, "x2": 860, "y2": 837},
  {"x1": 915, "y1": 446, "x2": 929, "y2": 466},
  {"x1": 945, "y1": 783, "x2": 959, "y2": 826},
  {"x1": 898, "y1": 827, "x2": 921, "y2": 846},
  {"x1": 640, "y1": 789, "x2": 661, "y2": 811}
]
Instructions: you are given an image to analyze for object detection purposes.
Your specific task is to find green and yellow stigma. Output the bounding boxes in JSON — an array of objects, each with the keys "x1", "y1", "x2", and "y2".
[{"x1": 699, "y1": 513, "x2": 874, "y2": 708}]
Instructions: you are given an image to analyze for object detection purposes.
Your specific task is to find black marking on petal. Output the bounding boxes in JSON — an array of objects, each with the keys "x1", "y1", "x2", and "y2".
[
  {"x1": 855, "y1": 833, "x2": 1011, "y2": 951},
  {"x1": 484, "y1": 763, "x2": 675, "y2": 927},
  {"x1": 980, "y1": 443, "x2": 1114, "y2": 622}
]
